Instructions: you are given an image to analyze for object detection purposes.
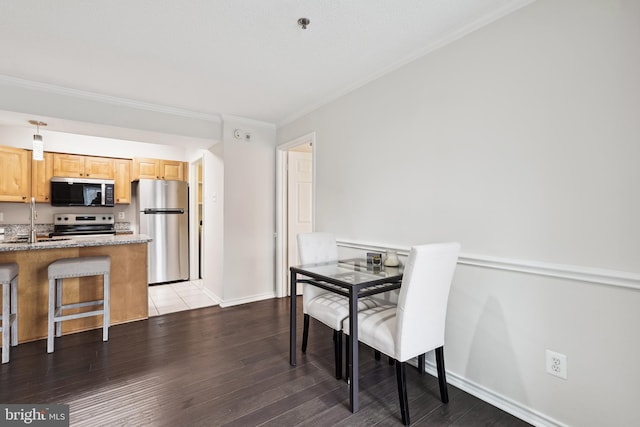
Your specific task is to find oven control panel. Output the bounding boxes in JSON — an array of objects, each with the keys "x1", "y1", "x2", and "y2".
[{"x1": 54, "y1": 213, "x2": 115, "y2": 226}]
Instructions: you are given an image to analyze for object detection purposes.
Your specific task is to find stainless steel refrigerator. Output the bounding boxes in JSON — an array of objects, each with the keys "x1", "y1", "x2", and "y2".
[{"x1": 137, "y1": 179, "x2": 189, "y2": 285}]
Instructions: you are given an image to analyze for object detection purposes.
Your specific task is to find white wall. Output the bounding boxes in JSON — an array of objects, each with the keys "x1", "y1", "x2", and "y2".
[
  {"x1": 217, "y1": 117, "x2": 277, "y2": 306},
  {"x1": 202, "y1": 145, "x2": 224, "y2": 301},
  {"x1": 278, "y1": 1, "x2": 640, "y2": 426}
]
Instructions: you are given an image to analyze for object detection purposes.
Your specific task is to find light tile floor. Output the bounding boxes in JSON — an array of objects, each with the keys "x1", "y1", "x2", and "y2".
[{"x1": 148, "y1": 280, "x2": 218, "y2": 316}]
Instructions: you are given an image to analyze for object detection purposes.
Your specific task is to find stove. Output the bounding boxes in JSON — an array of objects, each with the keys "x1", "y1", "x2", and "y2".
[{"x1": 51, "y1": 213, "x2": 116, "y2": 237}]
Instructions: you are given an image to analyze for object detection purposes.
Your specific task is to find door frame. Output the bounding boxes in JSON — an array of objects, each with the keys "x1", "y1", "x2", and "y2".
[
  {"x1": 275, "y1": 132, "x2": 316, "y2": 298},
  {"x1": 189, "y1": 156, "x2": 204, "y2": 281}
]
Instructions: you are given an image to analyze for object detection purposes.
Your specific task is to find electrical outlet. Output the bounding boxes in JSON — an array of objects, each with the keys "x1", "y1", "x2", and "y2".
[
  {"x1": 546, "y1": 350, "x2": 567, "y2": 379},
  {"x1": 118, "y1": 212, "x2": 125, "y2": 220},
  {"x1": 0, "y1": 212, "x2": 4, "y2": 222}
]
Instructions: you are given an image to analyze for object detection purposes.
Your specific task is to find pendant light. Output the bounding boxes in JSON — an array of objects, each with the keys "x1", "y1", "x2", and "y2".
[{"x1": 29, "y1": 120, "x2": 47, "y2": 161}]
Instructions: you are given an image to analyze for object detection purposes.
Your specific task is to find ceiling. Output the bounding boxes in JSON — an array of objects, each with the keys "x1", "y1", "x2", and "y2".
[{"x1": 0, "y1": 0, "x2": 532, "y2": 131}]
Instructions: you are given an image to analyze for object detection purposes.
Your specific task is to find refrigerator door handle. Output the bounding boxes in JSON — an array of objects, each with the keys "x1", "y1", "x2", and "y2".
[{"x1": 143, "y1": 208, "x2": 185, "y2": 214}]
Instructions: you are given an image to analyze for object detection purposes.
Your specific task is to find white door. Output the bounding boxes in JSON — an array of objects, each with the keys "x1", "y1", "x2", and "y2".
[{"x1": 287, "y1": 150, "x2": 313, "y2": 295}]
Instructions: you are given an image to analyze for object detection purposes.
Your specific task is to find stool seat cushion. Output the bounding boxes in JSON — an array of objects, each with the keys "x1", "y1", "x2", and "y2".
[
  {"x1": 48, "y1": 256, "x2": 111, "y2": 279},
  {"x1": 0, "y1": 263, "x2": 19, "y2": 284}
]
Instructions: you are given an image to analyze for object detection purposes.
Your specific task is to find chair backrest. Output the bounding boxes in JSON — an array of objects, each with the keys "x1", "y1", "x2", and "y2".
[
  {"x1": 395, "y1": 242, "x2": 460, "y2": 362},
  {"x1": 297, "y1": 232, "x2": 339, "y2": 310}
]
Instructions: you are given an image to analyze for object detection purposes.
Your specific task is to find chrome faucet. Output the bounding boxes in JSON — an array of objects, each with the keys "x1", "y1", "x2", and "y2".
[{"x1": 29, "y1": 197, "x2": 37, "y2": 243}]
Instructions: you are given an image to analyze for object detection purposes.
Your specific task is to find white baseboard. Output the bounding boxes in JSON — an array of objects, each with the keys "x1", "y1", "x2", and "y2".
[
  {"x1": 200, "y1": 286, "x2": 222, "y2": 306},
  {"x1": 219, "y1": 291, "x2": 276, "y2": 308},
  {"x1": 418, "y1": 358, "x2": 567, "y2": 427}
]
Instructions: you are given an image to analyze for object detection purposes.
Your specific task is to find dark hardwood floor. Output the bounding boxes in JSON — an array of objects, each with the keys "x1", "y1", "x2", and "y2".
[{"x1": 0, "y1": 297, "x2": 531, "y2": 426}]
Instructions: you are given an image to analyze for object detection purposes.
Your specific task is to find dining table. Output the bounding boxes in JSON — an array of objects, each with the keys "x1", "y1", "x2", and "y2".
[{"x1": 289, "y1": 258, "x2": 404, "y2": 413}]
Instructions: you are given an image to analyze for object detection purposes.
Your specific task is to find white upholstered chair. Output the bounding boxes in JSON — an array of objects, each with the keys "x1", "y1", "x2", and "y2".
[
  {"x1": 343, "y1": 242, "x2": 460, "y2": 425},
  {"x1": 297, "y1": 232, "x2": 380, "y2": 379}
]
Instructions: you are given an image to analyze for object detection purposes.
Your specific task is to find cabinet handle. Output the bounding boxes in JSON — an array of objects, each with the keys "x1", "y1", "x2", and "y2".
[{"x1": 22, "y1": 195, "x2": 27, "y2": 200}]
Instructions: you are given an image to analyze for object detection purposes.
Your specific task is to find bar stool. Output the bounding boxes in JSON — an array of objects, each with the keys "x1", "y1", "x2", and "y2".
[
  {"x1": 47, "y1": 256, "x2": 111, "y2": 353},
  {"x1": 0, "y1": 262, "x2": 19, "y2": 364}
]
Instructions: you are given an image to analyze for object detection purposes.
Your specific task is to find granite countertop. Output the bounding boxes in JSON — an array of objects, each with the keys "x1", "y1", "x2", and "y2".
[{"x1": 0, "y1": 234, "x2": 152, "y2": 252}]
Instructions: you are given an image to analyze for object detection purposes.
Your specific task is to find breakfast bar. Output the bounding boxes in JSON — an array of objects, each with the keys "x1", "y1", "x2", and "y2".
[{"x1": 0, "y1": 234, "x2": 151, "y2": 343}]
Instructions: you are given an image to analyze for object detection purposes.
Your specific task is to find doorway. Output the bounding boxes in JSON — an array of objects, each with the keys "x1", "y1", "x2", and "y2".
[{"x1": 276, "y1": 132, "x2": 316, "y2": 298}]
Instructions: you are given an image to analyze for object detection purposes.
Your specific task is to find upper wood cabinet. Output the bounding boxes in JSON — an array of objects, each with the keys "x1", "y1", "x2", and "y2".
[
  {"x1": 133, "y1": 158, "x2": 187, "y2": 181},
  {"x1": 0, "y1": 145, "x2": 31, "y2": 202},
  {"x1": 31, "y1": 152, "x2": 54, "y2": 203},
  {"x1": 114, "y1": 158, "x2": 132, "y2": 204},
  {"x1": 161, "y1": 160, "x2": 186, "y2": 181},
  {"x1": 53, "y1": 153, "x2": 115, "y2": 179}
]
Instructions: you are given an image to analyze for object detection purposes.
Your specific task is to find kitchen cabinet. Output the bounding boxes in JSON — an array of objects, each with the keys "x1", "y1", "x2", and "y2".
[
  {"x1": 133, "y1": 157, "x2": 187, "y2": 181},
  {"x1": 31, "y1": 151, "x2": 54, "y2": 203},
  {"x1": 53, "y1": 153, "x2": 115, "y2": 179},
  {"x1": 114, "y1": 158, "x2": 132, "y2": 204},
  {"x1": 161, "y1": 160, "x2": 186, "y2": 181},
  {"x1": 0, "y1": 145, "x2": 31, "y2": 202}
]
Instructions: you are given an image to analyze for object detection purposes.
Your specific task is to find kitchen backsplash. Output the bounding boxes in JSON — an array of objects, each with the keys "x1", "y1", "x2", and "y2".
[{"x1": 0, "y1": 222, "x2": 132, "y2": 240}]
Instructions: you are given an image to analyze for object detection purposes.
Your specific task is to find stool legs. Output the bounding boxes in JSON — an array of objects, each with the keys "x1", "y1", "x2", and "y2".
[
  {"x1": 2, "y1": 282, "x2": 9, "y2": 363},
  {"x1": 47, "y1": 274, "x2": 110, "y2": 353},
  {"x1": 2, "y1": 275, "x2": 18, "y2": 363},
  {"x1": 103, "y1": 273, "x2": 110, "y2": 342},
  {"x1": 10, "y1": 276, "x2": 18, "y2": 347},
  {"x1": 47, "y1": 278, "x2": 55, "y2": 353},
  {"x1": 55, "y1": 278, "x2": 63, "y2": 337}
]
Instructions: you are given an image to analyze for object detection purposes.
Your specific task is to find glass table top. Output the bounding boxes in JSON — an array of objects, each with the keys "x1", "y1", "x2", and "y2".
[{"x1": 292, "y1": 258, "x2": 403, "y2": 286}]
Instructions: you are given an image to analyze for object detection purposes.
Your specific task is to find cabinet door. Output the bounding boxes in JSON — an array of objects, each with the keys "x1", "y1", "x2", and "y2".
[
  {"x1": 0, "y1": 146, "x2": 31, "y2": 202},
  {"x1": 84, "y1": 156, "x2": 115, "y2": 179},
  {"x1": 53, "y1": 153, "x2": 85, "y2": 177},
  {"x1": 114, "y1": 158, "x2": 132, "y2": 204},
  {"x1": 160, "y1": 160, "x2": 185, "y2": 181},
  {"x1": 32, "y1": 152, "x2": 54, "y2": 202},
  {"x1": 133, "y1": 158, "x2": 160, "y2": 180}
]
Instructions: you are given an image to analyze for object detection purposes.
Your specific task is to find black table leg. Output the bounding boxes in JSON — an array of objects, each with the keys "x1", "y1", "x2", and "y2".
[
  {"x1": 349, "y1": 288, "x2": 359, "y2": 412},
  {"x1": 290, "y1": 270, "x2": 297, "y2": 367}
]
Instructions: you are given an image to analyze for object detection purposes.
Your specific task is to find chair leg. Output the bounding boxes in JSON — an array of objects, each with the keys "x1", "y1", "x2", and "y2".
[
  {"x1": 374, "y1": 350, "x2": 381, "y2": 361},
  {"x1": 335, "y1": 330, "x2": 342, "y2": 379},
  {"x1": 301, "y1": 314, "x2": 310, "y2": 353},
  {"x1": 395, "y1": 360, "x2": 410, "y2": 425},
  {"x1": 417, "y1": 353, "x2": 425, "y2": 375},
  {"x1": 435, "y1": 346, "x2": 449, "y2": 404}
]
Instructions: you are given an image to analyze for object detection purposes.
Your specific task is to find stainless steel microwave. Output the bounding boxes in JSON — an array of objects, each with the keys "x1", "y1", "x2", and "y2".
[{"x1": 50, "y1": 177, "x2": 115, "y2": 207}]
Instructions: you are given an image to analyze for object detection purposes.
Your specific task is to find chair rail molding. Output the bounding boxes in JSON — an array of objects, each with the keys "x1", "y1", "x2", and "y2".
[{"x1": 336, "y1": 239, "x2": 640, "y2": 291}]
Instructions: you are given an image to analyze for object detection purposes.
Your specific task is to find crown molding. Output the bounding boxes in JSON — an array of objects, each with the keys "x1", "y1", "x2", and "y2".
[
  {"x1": 0, "y1": 74, "x2": 221, "y2": 123},
  {"x1": 221, "y1": 114, "x2": 276, "y2": 129}
]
